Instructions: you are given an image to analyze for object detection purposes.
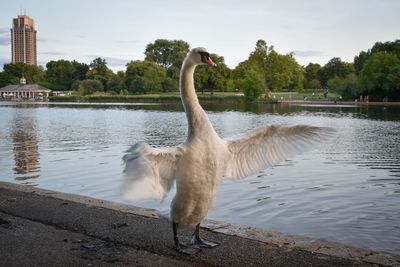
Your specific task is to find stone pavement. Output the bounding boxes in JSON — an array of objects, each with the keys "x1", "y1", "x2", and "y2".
[{"x1": 1, "y1": 182, "x2": 398, "y2": 266}]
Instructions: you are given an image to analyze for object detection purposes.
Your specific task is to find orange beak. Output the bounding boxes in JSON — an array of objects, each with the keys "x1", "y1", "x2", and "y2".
[{"x1": 203, "y1": 56, "x2": 216, "y2": 66}]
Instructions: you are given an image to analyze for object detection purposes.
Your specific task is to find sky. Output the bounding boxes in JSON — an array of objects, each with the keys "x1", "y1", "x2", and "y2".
[{"x1": 1, "y1": 0, "x2": 399, "y2": 72}]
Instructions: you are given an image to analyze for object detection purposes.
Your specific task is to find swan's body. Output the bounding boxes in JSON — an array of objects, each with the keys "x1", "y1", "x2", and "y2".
[{"x1": 122, "y1": 47, "x2": 331, "y2": 254}]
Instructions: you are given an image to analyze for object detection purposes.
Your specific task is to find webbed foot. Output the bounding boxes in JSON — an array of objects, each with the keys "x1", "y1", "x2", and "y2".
[
  {"x1": 176, "y1": 244, "x2": 202, "y2": 255},
  {"x1": 194, "y1": 237, "x2": 220, "y2": 248},
  {"x1": 173, "y1": 221, "x2": 202, "y2": 255},
  {"x1": 192, "y1": 223, "x2": 220, "y2": 248}
]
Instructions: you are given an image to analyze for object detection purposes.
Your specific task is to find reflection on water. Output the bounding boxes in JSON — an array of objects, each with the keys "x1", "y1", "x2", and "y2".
[
  {"x1": 0, "y1": 101, "x2": 399, "y2": 255},
  {"x1": 11, "y1": 110, "x2": 40, "y2": 180}
]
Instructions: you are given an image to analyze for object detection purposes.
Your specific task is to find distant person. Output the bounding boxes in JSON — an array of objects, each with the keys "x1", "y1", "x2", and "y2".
[{"x1": 323, "y1": 87, "x2": 328, "y2": 99}]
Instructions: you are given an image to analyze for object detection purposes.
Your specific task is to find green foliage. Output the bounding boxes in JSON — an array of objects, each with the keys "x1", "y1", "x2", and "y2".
[
  {"x1": 265, "y1": 50, "x2": 304, "y2": 91},
  {"x1": 354, "y1": 40, "x2": 400, "y2": 74},
  {"x1": 318, "y1": 57, "x2": 354, "y2": 86},
  {"x1": 24, "y1": 65, "x2": 45, "y2": 84},
  {"x1": 242, "y1": 70, "x2": 264, "y2": 101},
  {"x1": 0, "y1": 63, "x2": 44, "y2": 87},
  {"x1": 308, "y1": 79, "x2": 322, "y2": 90},
  {"x1": 358, "y1": 52, "x2": 400, "y2": 100},
  {"x1": 233, "y1": 40, "x2": 304, "y2": 93},
  {"x1": 77, "y1": 79, "x2": 104, "y2": 95},
  {"x1": 194, "y1": 54, "x2": 231, "y2": 93},
  {"x1": 304, "y1": 63, "x2": 321, "y2": 88},
  {"x1": 44, "y1": 59, "x2": 89, "y2": 90},
  {"x1": 145, "y1": 39, "x2": 189, "y2": 71},
  {"x1": 125, "y1": 60, "x2": 169, "y2": 94},
  {"x1": 45, "y1": 60, "x2": 75, "y2": 90},
  {"x1": 232, "y1": 40, "x2": 269, "y2": 89},
  {"x1": 71, "y1": 60, "x2": 89, "y2": 81},
  {"x1": 226, "y1": 79, "x2": 235, "y2": 92},
  {"x1": 3, "y1": 63, "x2": 26, "y2": 80},
  {"x1": 327, "y1": 74, "x2": 358, "y2": 100},
  {"x1": 106, "y1": 74, "x2": 123, "y2": 94},
  {"x1": 86, "y1": 58, "x2": 114, "y2": 90}
]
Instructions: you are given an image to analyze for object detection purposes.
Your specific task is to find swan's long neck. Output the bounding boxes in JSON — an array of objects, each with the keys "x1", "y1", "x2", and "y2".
[{"x1": 180, "y1": 58, "x2": 215, "y2": 139}]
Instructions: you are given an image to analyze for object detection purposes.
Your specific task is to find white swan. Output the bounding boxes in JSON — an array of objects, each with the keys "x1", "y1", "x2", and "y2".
[{"x1": 122, "y1": 47, "x2": 332, "y2": 254}]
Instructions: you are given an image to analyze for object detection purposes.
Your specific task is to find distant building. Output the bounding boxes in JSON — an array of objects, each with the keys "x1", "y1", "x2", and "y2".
[
  {"x1": 11, "y1": 14, "x2": 37, "y2": 65},
  {"x1": 0, "y1": 76, "x2": 51, "y2": 100}
]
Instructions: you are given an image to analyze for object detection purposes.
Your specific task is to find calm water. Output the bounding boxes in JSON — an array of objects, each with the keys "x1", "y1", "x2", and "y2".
[{"x1": 0, "y1": 101, "x2": 399, "y2": 254}]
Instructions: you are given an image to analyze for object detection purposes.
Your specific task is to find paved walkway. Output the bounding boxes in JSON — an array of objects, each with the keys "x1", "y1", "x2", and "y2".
[{"x1": 1, "y1": 182, "x2": 398, "y2": 266}]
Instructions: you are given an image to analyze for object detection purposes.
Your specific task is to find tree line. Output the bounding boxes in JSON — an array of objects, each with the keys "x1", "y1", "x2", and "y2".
[{"x1": 0, "y1": 38, "x2": 399, "y2": 101}]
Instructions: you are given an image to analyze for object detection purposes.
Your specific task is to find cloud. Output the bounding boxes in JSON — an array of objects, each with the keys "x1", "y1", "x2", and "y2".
[
  {"x1": 116, "y1": 39, "x2": 141, "y2": 44},
  {"x1": 0, "y1": 36, "x2": 10, "y2": 46},
  {"x1": 0, "y1": 57, "x2": 11, "y2": 69},
  {"x1": 37, "y1": 37, "x2": 61, "y2": 43},
  {"x1": 0, "y1": 27, "x2": 10, "y2": 34},
  {"x1": 292, "y1": 50, "x2": 325, "y2": 57},
  {"x1": 0, "y1": 28, "x2": 10, "y2": 46},
  {"x1": 40, "y1": 51, "x2": 65, "y2": 56},
  {"x1": 37, "y1": 60, "x2": 48, "y2": 67},
  {"x1": 87, "y1": 55, "x2": 130, "y2": 67}
]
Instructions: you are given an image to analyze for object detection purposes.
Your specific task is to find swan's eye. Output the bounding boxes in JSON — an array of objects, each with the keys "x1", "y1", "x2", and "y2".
[{"x1": 198, "y1": 51, "x2": 210, "y2": 57}]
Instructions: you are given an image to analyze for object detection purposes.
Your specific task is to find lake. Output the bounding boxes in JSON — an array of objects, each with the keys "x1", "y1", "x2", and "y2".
[{"x1": 0, "y1": 101, "x2": 399, "y2": 254}]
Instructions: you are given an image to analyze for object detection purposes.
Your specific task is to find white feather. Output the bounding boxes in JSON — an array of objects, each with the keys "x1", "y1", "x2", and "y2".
[
  {"x1": 225, "y1": 125, "x2": 334, "y2": 180},
  {"x1": 121, "y1": 143, "x2": 184, "y2": 201}
]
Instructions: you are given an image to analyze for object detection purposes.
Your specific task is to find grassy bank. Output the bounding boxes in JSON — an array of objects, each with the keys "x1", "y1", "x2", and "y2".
[
  {"x1": 49, "y1": 91, "x2": 332, "y2": 103},
  {"x1": 49, "y1": 92, "x2": 248, "y2": 103}
]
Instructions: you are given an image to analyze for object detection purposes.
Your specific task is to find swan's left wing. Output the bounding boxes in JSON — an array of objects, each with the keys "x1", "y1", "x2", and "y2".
[
  {"x1": 121, "y1": 143, "x2": 185, "y2": 201},
  {"x1": 225, "y1": 125, "x2": 333, "y2": 180}
]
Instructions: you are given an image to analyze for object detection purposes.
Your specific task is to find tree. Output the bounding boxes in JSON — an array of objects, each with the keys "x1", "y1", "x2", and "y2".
[
  {"x1": 354, "y1": 39, "x2": 400, "y2": 74},
  {"x1": 1, "y1": 63, "x2": 44, "y2": 87},
  {"x1": 86, "y1": 58, "x2": 113, "y2": 89},
  {"x1": 233, "y1": 40, "x2": 269, "y2": 92},
  {"x1": 327, "y1": 74, "x2": 358, "y2": 100},
  {"x1": 354, "y1": 51, "x2": 369, "y2": 75},
  {"x1": 242, "y1": 70, "x2": 264, "y2": 101},
  {"x1": 71, "y1": 60, "x2": 89, "y2": 82},
  {"x1": 248, "y1": 40, "x2": 268, "y2": 74},
  {"x1": 44, "y1": 60, "x2": 75, "y2": 90},
  {"x1": 265, "y1": 50, "x2": 304, "y2": 91},
  {"x1": 358, "y1": 52, "x2": 400, "y2": 100},
  {"x1": 318, "y1": 57, "x2": 354, "y2": 86},
  {"x1": 304, "y1": 63, "x2": 321, "y2": 88},
  {"x1": 77, "y1": 79, "x2": 104, "y2": 95},
  {"x1": 0, "y1": 67, "x2": 20, "y2": 87},
  {"x1": 144, "y1": 39, "x2": 190, "y2": 72},
  {"x1": 125, "y1": 60, "x2": 168, "y2": 94},
  {"x1": 106, "y1": 73, "x2": 123, "y2": 94},
  {"x1": 3, "y1": 63, "x2": 26, "y2": 80},
  {"x1": 24, "y1": 65, "x2": 45, "y2": 84},
  {"x1": 194, "y1": 54, "x2": 231, "y2": 93}
]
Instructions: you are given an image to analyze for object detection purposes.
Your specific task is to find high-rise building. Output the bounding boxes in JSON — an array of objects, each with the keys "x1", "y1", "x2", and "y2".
[{"x1": 11, "y1": 15, "x2": 37, "y2": 65}]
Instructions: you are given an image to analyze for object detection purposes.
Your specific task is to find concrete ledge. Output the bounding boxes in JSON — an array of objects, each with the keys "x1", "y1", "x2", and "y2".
[{"x1": 1, "y1": 181, "x2": 399, "y2": 266}]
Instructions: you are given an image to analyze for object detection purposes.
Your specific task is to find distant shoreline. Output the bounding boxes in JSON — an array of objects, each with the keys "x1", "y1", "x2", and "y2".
[
  {"x1": 281, "y1": 100, "x2": 400, "y2": 106},
  {"x1": 48, "y1": 94, "x2": 248, "y2": 103},
  {"x1": 47, "y1": 95, "x2": 399, "y2": 106}
]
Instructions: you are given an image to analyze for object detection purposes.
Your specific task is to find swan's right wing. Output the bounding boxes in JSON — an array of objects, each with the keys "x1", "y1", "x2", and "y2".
[
  {"x1": 122, "y1": 143, "x2": 185, "y2": 201},
  {"x1": 225, "y1": 125, "x2": 333, "y2": 180}
]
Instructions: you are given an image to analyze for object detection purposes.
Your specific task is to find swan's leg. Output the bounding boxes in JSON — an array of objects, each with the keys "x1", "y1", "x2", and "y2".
[
  {"x1": 192, "y1": 223, "x2": 220, "y2": 248},
  {"x1": 172, "y1": 222, "x2": 201, "y2": 255}
]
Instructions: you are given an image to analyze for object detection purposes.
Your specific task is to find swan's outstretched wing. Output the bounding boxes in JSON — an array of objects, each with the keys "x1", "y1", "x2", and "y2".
[
  {"x1": 225, "y1": 125, "x2": 333, "y2": 180},
  {"x1": 122, "y1": 143, "x2": 185, "y2": 201}
]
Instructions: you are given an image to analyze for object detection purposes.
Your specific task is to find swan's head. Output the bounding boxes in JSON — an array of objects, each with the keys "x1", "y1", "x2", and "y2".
[{"x1": 188, "y1": 47, "x2": 216, "y2": 66}]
